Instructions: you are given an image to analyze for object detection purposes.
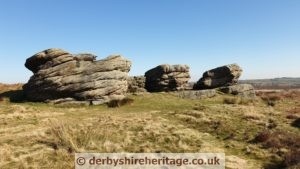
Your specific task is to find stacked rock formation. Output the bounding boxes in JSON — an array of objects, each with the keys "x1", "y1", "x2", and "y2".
[
  {"x1": 193, "y1": 64, "x2": 242, "y2": 90},
  {"x1": 192, "y1": 64, "x2": 255, "y2": 98},
  {"x1": 23, "y1": 48, "x2": 131, "y2": 104},
  {"x1": 127, "y1": 76, "x2": 147, "y2": 93},
  {"x1": 145, "y1": 64, "x2": 190, "y2": 92}
]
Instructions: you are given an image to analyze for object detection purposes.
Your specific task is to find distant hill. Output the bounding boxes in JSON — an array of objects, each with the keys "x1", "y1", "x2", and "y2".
[
  {"x1": 0, "y1": 83, "x2": 23, "y2": 92},
  {"x1": 240, "y1": 77, "x2": 300, "y2": 89}
]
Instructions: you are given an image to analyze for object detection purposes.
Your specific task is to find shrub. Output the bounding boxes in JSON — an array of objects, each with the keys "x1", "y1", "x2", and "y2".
[
  {"x1": 286, "y1": 114, "x2": 299, "y2": 119},
  {"x1": 283, "y1": 90, "x2": 300, "y2": 100},
  {"x1": 291, "y1": 118, "x2": 300, "y2": 128},
  {"x1": 263, "y1": 131, "x2": 300, "y2": 150},
  {"x1": 284, "y1": 150, "x2": 300, "y2": 168},
  {"x1": 253, "y1": 130, "x2": 300, "y2": 151},
  {"x1": 253, "y1": 130, "x2": 271, "y2": 143},
  {"x1": 268, "y1": 95, "x2": 283, "y2": 101},
  {"x1": 260, "y1": 93, "x2": 282, "y2": 102},
  {"x1": 257, "y1": 90, "x2": 300, "y2": 101},
  {"x1": 258, "y1": 91, "x2": 284, "y2": 106},
  {"x1": 107, "y1": 98, "x2": 134, "y2": 108}
]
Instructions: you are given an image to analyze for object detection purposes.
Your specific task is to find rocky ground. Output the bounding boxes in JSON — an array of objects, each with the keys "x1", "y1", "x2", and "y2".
[{"x1": 0, "y1": 85, "x2": 299, "y2": 169}]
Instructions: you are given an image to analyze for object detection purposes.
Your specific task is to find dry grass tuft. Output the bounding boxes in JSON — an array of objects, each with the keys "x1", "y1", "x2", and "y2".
[
  {"x1": 243, "y1": 106, "x2": 265, "y2": 121},
  {"x1": 45, "y1": 119, "x2": 79, "y2": 152},
  {"x1": 287, "y1": 107, "x2": 300, "y2": 115},
  {"x1": 238, "y1": 98, "x2": 255, "y2": 105},
  {"x1": 223, "y1": 97, "x2": 239, "y2": 104},
  {"x1": 193, "y1": 104, "x2": 207, "y2": 111},
  {"x1": 223, "y1": 97, "x2": 255, "y2": 105},
  {"x1": 0, "y1": 144, "x2": 13, "y2": 164},
  {"x1": 40, "y1": 119, "x2": 96, "y2": 153}
]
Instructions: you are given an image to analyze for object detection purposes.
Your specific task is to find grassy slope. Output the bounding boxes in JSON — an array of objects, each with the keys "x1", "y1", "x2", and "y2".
[{"x1": 0, "y1": 90, "x2": 299, "y2": 168}]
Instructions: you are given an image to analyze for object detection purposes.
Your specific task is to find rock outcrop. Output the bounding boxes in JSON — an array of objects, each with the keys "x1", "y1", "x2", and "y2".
[
  {"x1": 145, "y1": 64, "x2": 190, "y2": 92},
  {"x1": 194, "y1": 64, "x2": 242, "y2": 90},
  {"x1": 219, "y1": 84, "x2": 256, "y2": 98},
  {"x1": 176, "y1": 89, "x2": 216, "y2": 99},
  {"x1": 127, "y1": 76, "x2": 147, "y2": 93},
  {"x1": 23, "y1": 48, "x2": 131, "y2": 104}
]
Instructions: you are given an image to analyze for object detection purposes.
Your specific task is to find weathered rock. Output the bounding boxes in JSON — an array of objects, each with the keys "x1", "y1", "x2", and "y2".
[
  {"x1": 176, "y1": 89, "x2": 216, "y2": 99},
  {"x1": 194, "y1": 64, "x2": 242, "y2": 89},
  {"x1": 219, "y1": 84, "x2": 256, "y2": 98},
  {"x1": 73, "y1": 53, "x2": 97, "y2": 62},
  {"x1": 127, "y1": 76, "x2": 147, "y2": 93},
  {"x1": 46, "y1": 98, "x2": 90, "y2": 106},
  {"x1": 23, "y1": 48, "x2": 131, "y2": 103},
  {"x1": 145, "y1": 64, "x2": 190, "y2": 92},
  {"x1": 25, "y1": 48, "x2": 70, "y2": 73}
]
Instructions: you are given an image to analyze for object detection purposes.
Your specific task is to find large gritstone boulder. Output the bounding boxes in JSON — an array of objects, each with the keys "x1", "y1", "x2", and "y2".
[
  {"x1": 193, "y1": 64, "x2": 242, "y2": 90},
  {"x1": 145, "y1": 64, "x2": 190, "y2": 92},
  {"x1": 127, "y1": 76, "x2": 147, "y2": 93},
  {"x1": 23, "y1": 48, "x2": 131, "y2": 104}
]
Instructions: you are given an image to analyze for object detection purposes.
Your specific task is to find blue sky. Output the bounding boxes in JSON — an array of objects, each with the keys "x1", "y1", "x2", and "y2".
[{"x1": 0, "y1": 0, "x2": 299, "y2": 83}]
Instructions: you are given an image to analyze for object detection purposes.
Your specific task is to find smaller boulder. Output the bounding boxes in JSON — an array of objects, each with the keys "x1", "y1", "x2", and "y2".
[
  {"x1": 219, "y1": 84, "x2": 256, "y2": 98},
  {"x1": 194, "y1": 64, "x2": 242, "y2": 89},
  {"x1": 176, "y1": 89, "x2": 216, "y2": 99},
  {"x1": 145, "y1": 64, "x2": 190, "y2": 92}
]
